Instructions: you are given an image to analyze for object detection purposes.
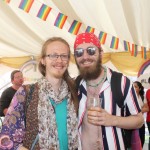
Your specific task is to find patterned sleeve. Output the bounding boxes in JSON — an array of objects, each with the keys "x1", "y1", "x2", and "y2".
[
  {"x1": 125, "y1": 83, "x2": 141, "y2": 115},
  {"x1": 0, "y1": 86, "x2": 27, "y2": 150}
]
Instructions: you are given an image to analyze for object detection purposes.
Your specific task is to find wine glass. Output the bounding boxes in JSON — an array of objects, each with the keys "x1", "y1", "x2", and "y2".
[{"x1": 87, "y1": 96, "x2": 103, "y2": 150}]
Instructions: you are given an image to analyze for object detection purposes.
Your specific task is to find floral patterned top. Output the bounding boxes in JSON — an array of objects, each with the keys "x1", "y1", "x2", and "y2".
[{"x1": 0, "y1": 78, "x2": 78, "y2": 150}]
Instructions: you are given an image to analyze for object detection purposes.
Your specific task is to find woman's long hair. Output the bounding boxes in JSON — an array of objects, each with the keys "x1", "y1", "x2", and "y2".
[
  {"x1": 134, "y1": 81, "x2": 145, "y2": 101},
  {"x1": 38, "y1": 37, "x2": 78, "y2": 115}
]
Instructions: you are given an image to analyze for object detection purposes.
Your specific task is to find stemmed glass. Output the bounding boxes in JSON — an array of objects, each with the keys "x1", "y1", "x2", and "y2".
[{"x1": 88, "y1": 95, "x2": 103, "y2": 150}]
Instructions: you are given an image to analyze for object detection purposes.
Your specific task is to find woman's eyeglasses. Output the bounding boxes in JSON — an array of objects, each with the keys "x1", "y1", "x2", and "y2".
[
  {"x1": 45, "y1": 54, "x2": 69, "y2": 61},
  {"x1": 74, "y1": 47, "x2": 97, "y2": 57}
]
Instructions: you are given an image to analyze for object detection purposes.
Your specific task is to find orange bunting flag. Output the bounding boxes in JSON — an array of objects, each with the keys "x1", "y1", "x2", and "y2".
[
  {"x1": 110, "y1": 36, "x2": 119, "y2": 49},
  {"x1": 141, "y1": 46, "x2": 147, "y2": 59},
  {"x1": 99, "y1": 31, "x2": 107, "y2": 44}
]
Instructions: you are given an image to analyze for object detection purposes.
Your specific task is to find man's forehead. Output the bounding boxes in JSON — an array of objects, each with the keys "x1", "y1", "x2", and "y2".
[
  {"x1": 14, "y1": 72, "x2": 22, "y2": 76},
  {"x1": 76, "y1": 42, "x2": 97, "y2": 49}
]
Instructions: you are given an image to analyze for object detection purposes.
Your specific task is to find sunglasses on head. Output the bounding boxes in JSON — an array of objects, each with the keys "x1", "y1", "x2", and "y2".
[{"x1": 74, "y1": 47, "x2": 97, "y2": 57}]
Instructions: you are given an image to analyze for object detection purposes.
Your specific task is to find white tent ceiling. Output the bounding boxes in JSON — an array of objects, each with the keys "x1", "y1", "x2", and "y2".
[{"x1": 0, "y1": 0, "x2": 150, "y2": 77}]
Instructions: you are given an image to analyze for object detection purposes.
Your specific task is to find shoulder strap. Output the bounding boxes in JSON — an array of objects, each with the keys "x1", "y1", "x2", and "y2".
[
  {"x1": 75, "y1": 75, "x2": 82, "y2": 92},
  {"x1": 75, "y1": 75, "x2": 87, "y2": 100},
  {"x1": 111, "y1": 71, "x2": 130, "y2": 108},
  {"x1": 25, "y1": 84, "x2": 35, "y2": 114}
]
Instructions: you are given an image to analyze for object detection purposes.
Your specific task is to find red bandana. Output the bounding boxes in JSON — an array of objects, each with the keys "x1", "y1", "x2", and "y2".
[{"x1": 74, "y1": 32, "x2": 101, "y2": 50}]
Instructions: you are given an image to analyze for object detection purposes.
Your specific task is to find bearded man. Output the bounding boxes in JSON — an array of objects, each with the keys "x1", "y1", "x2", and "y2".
[{"x1": 74, "y1": 32, "x2": 144, "y2": 150}]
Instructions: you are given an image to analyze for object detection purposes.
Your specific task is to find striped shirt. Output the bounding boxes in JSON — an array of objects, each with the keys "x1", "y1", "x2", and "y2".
[{"x1": 78, "y1": 67, "x2": 141, "y2": 150}]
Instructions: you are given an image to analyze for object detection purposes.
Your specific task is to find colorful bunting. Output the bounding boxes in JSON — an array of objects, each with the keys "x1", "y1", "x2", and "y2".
[
  {"x1": 131, "y1": 44, "x2": 138, "y2": 57},
  {"x1": 54, "y1": 13, "x2": 67, "y2": 29},
  {"x1": 68, "y1": 20, "x2": 82, "y2": 35},
  {"x1": 3, "y1": 0, "x2": 10, "y2": 3},
  {"x1": 85, "y1": 26, "x2": 95, "y2": 33},
  {"x1": 110, "y1": 36, "x2": 119, "y2": 49},
  {"x1": 37, "y1": 4, "x2": 51, "y2": 21},
  {"x1": 19, "y1": 0, "x2": 34, "y2": 13},
  {"x1": 123, "y1": 41, "x2": 130, "y2": 52},
  {"x1": 99, "y1": 31, "x2": 107, "y2": 44},
  {"x1": 4, "y1": 0, "x2": 150, "y2": 55},
  {"x1": 141, "y1": 47, "x2": 147, "y2": 59}
]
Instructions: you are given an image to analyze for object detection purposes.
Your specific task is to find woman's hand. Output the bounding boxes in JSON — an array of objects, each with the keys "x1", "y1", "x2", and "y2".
[{"x1": 18, "y1": 146, "x2": 28, "y2": 150}]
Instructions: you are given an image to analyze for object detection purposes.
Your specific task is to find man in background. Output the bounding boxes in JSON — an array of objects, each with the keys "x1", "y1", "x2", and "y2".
[{"x1": 0, "y1": 70, "x2": 24, "y2": 116}]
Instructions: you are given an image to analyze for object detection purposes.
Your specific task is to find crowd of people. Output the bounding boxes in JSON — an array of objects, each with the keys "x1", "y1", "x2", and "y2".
[{"x1": 0, "y1": 32, "x2": 149, "y2": 150}]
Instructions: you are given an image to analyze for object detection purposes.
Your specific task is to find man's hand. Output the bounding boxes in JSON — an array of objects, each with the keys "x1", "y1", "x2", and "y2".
[{"x1": 87, "y1": 107, "x2": 117, "y2": 126}]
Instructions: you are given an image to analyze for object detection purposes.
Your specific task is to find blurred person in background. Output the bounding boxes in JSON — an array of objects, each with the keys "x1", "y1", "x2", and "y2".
[
  {"x1": 146, "y1": 77, "x2": 150, "y2": 150},
  {"x1": 0, "y1": 70, "x2": 24, "y2": 116},
  {"x1": 133, "y1": 81, "x2": 149, "y2": 148}
]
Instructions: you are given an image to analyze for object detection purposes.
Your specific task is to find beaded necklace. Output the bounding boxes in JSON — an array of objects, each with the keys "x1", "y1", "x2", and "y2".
[{"x1": 86, "y1": 67, "x2": 107, "y2": 87}]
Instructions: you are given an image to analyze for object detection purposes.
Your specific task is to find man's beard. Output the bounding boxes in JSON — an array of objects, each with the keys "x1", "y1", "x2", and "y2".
[{"x1": 77, "y1": 57, "x2": 102, "y2": 81}]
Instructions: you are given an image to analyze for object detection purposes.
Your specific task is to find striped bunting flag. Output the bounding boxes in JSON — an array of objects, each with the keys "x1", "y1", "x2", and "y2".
[
  {"x1": 37, "y1": 4, "x2": 51, "y2": 21},
  {"x1": 124, "y1": 41, "x2": 130, "y2": 52},
  {"x1": 54, "y1": 13, "x2": 67, "y2": 29},
  {"x1": 3, "y1": 0, "x2": 10, "y2": 3},
  {"x1": 99, "y1": 31, "x2": 107, "y2": 44},
  {"x1": 131, "y1": 44, "x2": 138, "y2": 57},
  {"x1": 110, "y1": 36, "x2": 119, "y2": 49},
  {"x1": 19, "y1": 0, "x2": 34, "y2": 13},
  {"x1": 68, "y1": 20, "x2": 82, "y2": 35},
  {"x1": 85, "y1": 26, "x2": 95, "y2": 33},
  {"x1": 141, "y1": 47, "x2": 147, "y2": 59}
]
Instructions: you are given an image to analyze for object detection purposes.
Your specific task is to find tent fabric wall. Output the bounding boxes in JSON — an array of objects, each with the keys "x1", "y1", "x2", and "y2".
[
  {"x1": 0, "y1": 51, "x2": 149, "y2": 76},
  {"x1": 0, "y1": 0, "x2": 150, "y2": 77}
]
